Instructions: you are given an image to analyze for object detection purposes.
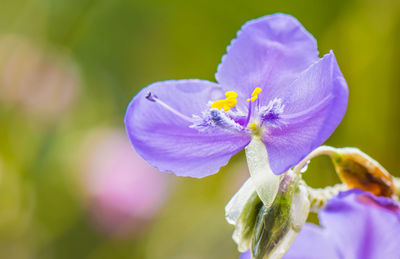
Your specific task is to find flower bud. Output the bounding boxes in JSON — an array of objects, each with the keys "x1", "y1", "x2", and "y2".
[
  {"x1": 330, "y1": 147, "x2": 395, "y2": 198},
  {"x1": 225, "y1": 178, "x2": 261, "y2": 253},
  {"x1": 226, "y1": 171, "x2": 310, "y2": 259}
]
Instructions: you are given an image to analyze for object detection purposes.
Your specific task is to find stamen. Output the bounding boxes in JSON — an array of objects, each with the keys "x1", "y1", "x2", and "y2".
[
  {"x1": 211, "y1": 100, "x2": 226, "y2": 110},
  {"x1": 248, "y1": 123, "x2": 257, "y2": 131},
  {"x1": 145, "y1": 91, "x2": 193, "y2": 122},
  {"x1": 244, "y1": 99, "x2": 253, "y2": 126},
  {"x1": 247, "y1": 87, "x2": 262, "y2": 102},
  {"x1": 259, "y1": 98, "x2": 285, "y2": 127},
  {"x1": 190, "y1": 108, "x2": 244, "y2": 133},
  {"x1": 145, "y1": 92, "x2": 157, "y2": 102},
  {"x1": 211, "y1": 91, "x2": 238, "y2": 111},
  {"x1": 225, "y1": 91, "x2": 238, "y2": 99}
]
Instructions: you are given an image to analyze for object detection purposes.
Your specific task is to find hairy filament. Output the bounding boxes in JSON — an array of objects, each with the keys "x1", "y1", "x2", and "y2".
[{"x1": 303, "y1": 182, "x2": 347, "y2": 212}]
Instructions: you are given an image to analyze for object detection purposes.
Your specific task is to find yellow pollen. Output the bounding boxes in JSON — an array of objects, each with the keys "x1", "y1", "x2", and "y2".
[
  {"x1": 225, "y1": 91, "x2": 238, "y2": 99},
  {"x1": 211, "y1": 91, "x2": 238, "y2": 111},
  {"x1": 247, "y1": 87, "x2": 263, "y2": 102},
  {"x1": 248, "y1": 123, "x2": 257, "y2": 131}
]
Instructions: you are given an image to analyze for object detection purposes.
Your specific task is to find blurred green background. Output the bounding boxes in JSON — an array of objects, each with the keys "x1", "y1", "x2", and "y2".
[{"x1": 0, "y1": 0, "x2": 400, "y2": 258}]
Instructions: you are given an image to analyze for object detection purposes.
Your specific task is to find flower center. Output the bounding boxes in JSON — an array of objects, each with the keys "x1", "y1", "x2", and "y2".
[
  {"x1": 191, "y1": 87, "x2": 285, "y2": 135},
  {"x1": 144, "y1": 87, "x2": 285, "y2": 136}
]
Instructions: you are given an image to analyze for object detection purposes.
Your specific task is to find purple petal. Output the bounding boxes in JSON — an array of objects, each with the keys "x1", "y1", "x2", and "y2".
[
  {"x1": 283, "y1": 224, "x2": 339, "y2": 259},
  {"x1": 262, "y1": 51, "x2": 348, "y2": 175},
  {"x1": 125, "y1": 79, "x2": 250, "y2": 178},
  {"x1": 216, "y1": 13, "x2": 319, "y2": 102},
  {"x1": 284, "y1": 190, "x2": 400, "y2": 259},
  {"x1": 239, "y1": 251, "x2": 250, "y2": 259},
  {"x1": 320, "y1": 190, "x2": 400, "y2": 259},
  {"x1": 241, "y1": 223, "x2": 339, "y2": 259}
]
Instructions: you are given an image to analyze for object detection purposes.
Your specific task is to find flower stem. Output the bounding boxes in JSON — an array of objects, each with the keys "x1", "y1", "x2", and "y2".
[
  {"x1": 293, "y1": 146, "x2": 337, "y2": 174},
  {"x1": 393, "y1": 177, "x2": 400, "y2": 199},
  {"x1": 301, "y1": 182, "x2": 347, "y2": 212}
]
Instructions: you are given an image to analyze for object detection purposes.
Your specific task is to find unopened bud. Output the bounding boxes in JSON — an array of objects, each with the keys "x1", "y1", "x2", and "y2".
[
  {"x1": 225, "y1": 178, "x2": 262, "y2": 253},
  {"x1": 226, "y1": 171, "x2": 310, "y2": 259},
  {"x1": 251, "y1": 171, "x2": 309, "y2": 259},
  {"x1": 330, "y1": 147, "x2": 395, "y2": 198}
]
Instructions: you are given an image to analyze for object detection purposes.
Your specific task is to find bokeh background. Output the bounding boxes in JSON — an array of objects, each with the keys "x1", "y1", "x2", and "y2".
[{"x1": 0, "y1": 0, "x2": 400, "y2": 258}]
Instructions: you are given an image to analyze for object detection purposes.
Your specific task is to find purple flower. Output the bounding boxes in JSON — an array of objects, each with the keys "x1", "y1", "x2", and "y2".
[
  {"x1": 284, "y1": 189, "x2": 400, "y2": 259},
  {"x1": 125, "y1": 13, "x2": 348, "y2": 177},
  {"x1": 240, "y1": 189, "x2": 400, "y2": 259},
  {"x1": 239, "y1": 251, "x2": 251, "y2": 259}
]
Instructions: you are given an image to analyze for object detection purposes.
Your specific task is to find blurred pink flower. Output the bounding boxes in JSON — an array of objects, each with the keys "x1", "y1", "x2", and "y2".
[
  {"x1": 0, "y1": 34, "x2": 79, "y2": 120},
  {"x1": 80, "y1": 129, "x2": 168, "y2": 237}
]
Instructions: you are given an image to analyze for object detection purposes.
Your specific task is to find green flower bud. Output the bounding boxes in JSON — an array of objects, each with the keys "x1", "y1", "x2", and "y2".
[{"x1": 226, "y1": 171, "x2": 310, "y2": 259}]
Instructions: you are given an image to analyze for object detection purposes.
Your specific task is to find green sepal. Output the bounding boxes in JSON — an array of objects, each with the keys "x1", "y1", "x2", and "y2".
[{"x1": 251, "y1": 193, "x2": 291, "y2": 259}]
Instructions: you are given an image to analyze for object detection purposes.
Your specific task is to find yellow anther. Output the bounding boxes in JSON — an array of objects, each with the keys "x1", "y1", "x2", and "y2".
[
  {"x1": 248, "y1": 123, "x2": 257, "y2": 131},
  {"x1": 247, "y1": 87, "x2": 263, "y2": 102},
  {"x1": 211, "y1": 100, "x2": 226, "y2": 110},
  {"x1": 211, "y1": 91, "x2": 238, "y2": 111},
  {"x1": 252, "y1": 87, "x2": 262, "y2": 96},
  {"x1": 225, "y1": 98, "x2": 237, "y2": 107},
  {"x1": 225, "y1": 91, "x2": 238, "y2": 99}
]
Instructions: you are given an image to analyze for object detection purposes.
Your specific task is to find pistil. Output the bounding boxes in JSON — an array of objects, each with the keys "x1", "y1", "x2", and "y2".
[{"x1": 145, "y1": 92, "x2": 193, "y2": 122}]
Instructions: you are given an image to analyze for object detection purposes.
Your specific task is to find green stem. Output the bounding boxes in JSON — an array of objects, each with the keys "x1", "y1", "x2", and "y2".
[
  {"x1": 302, "y1": 182, "x2": 347, "y2": 212},
  {"x1": 305, "y1": 176, "x2": 400, "y2": 213},
  {"x1": 393, "y1": 177, "x2": 400, "y2": 198},
  {"x1": 293, "y1": 146, "x2": 337, "y2": 174}
]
